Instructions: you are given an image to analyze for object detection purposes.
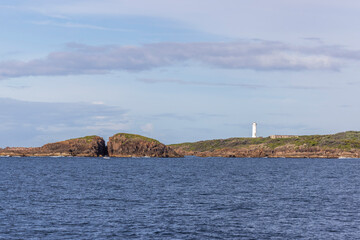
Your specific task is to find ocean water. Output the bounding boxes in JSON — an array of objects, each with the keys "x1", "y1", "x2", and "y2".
[{"x1": 0, "y1": 156, "x2": 360, "y2": 239}]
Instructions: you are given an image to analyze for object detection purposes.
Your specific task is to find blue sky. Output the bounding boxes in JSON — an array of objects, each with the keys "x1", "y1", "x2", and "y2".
[{"x1": 1, "y1": 0, "x2": 360, "y2": 147}]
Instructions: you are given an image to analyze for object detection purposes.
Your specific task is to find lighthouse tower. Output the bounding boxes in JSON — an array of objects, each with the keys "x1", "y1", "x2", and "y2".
[{"x1": 252, "y1": 122, "x2": 257, "y2": 138}]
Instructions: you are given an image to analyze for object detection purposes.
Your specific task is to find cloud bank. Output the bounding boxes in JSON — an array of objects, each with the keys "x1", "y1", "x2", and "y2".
[
  {"x1": 0, "y1": 98, "x2": 129, "y2": 147},
  {"x1": 1, "y1": 40, "x2": 360, "y2": 79}
]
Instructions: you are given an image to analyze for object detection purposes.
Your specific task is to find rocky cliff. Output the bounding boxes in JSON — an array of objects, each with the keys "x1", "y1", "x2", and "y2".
[
  {"x1": 0, "y1": 136, "x2": 106, "y2": 157},
  {"x1": 107, "y1": 133, "x2": 182, "y2": 158},
  {"x1": 171, "y1": 131, "x2": 360, "y2": 158}
]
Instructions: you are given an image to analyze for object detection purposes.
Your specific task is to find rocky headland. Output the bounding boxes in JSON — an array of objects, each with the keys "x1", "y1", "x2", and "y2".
[
  {"x1": 170, "y1": 131, "x2": 360, "y2": 158},
  {"x1": 107, "y1": 133, "x2": 182, "y2": 158},
  {"x1": 0, "y1": 136, "x2": 106, "y2": 157},
  {"x1": 0, "y1": 133, "x2": 182, "y2": 158}
]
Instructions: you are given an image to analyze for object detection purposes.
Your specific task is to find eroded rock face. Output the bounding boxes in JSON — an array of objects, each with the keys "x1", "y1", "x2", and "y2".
[
  {"x1": 0, "y1": 136, "x2": 106, "y2": 157},
  {"x1": 107, "y1": 133, "x2": 182, "y2": 158}
]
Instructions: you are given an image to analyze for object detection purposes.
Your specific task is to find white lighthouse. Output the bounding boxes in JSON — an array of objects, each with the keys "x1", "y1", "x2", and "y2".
[{"x1": 252, "y1": 122, "x2": 257, "y2": 138}]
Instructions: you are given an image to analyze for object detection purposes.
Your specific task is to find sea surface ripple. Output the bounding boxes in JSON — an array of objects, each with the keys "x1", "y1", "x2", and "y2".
[{"x1": 0, "y1": 156, "x2": 360, "y2": 239}]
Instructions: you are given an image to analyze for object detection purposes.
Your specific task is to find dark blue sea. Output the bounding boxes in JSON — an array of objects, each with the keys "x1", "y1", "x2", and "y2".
[{"x1": 1, "y1": 156, "x2": 360, "y2": 239}]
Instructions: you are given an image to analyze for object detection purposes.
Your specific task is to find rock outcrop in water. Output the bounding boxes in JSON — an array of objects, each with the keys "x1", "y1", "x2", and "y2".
[
  {"x1": 171, "y1": 131, "x2": 360, "y2": 158},
  {"x1": 0, "y1": 136, "x2": 106, "y2": 157},
  {"x1": 107, "y1": 133, "x2": 182, "y2": 158}
]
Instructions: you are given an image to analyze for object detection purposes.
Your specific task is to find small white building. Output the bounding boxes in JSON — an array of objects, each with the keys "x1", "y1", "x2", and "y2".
[
  {"x1": 252, "y1": 122, "x2": 257, "y2": 138},
  {"x1": 270, "y1": 135, "x2": 299, "y2": 139}
]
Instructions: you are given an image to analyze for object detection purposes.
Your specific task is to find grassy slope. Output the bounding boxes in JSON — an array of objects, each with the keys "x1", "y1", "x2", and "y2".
[
  {"x1": 71, "y1": 135, "x2": 100, "y2": 143},
  {"x1": 113, "y1": 133, "x2": 160, "y2": 144},
  {"x1": 170, "y1": 131, "x2": 360, "y2": 152}
]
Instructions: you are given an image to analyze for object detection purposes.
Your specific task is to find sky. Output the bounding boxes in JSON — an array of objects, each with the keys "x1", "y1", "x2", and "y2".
[{"x1": 1, "y1": 0, "x2": 360, "y2": 147}]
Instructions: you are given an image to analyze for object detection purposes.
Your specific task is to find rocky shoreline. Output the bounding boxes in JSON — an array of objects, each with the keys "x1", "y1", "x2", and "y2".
[
  {"x1": 173, "y1": 145, "x2": 360, "y2": 159},
  {"x1": 1, "y1": 131, "x2": 360, "y2": 159}
]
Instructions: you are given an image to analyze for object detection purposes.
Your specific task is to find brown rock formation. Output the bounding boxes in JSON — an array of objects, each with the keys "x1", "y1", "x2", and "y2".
[
  {"x1": 107, "y1": 133, "x2": 182, "y2": 158},
  {"x1": 0, "y1": 136, "x2": 106, "y2": 157}
]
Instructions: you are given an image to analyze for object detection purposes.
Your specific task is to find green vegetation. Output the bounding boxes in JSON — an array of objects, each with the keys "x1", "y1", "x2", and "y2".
[
  {"x1": 74, "y1": 135, "x2": 99, "y2": 143},
  {"x1": 170, "y1": 131, "x2": 360, "y2": 152},
  {"x1": 113, "y1": 133, "x2": 160, "y2": 144}
]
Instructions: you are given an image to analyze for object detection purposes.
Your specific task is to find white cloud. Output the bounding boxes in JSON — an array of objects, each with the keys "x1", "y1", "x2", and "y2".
[
  {"x1": 31, "y1": 20, "x2": 130, "y2": 32},
  {"x1": 92, "y1": 101, "x2": 105, "y2": 105},
  {"x1": 137, "y1": 78, "x2": 266, "y2": 89},
  {"x1": 141, "y1": 123, "x2": 154, "y2": 133},
  {"x1": 93, "y1": 116, "x2": 107, "y2": 119},
  {"x1": 86, "y1": 122, "x2": 129, "y2": 131},
  {"x1": 1, "y1": 40, "x2": 358, "y2": 80},
  {"x1": 19, "y1": 0, "x2": 360, "y2": 46}
]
